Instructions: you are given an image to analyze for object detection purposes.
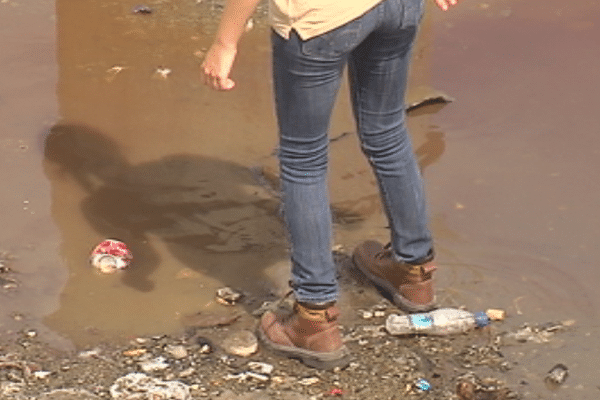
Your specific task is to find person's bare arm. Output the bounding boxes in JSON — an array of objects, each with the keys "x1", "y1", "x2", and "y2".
[
  {"x1": 435, "y1": 0, "x2": 459, "y2": 11},
  {"x1": 201, "y1": 0, "x2": 262, "y2": 91}
]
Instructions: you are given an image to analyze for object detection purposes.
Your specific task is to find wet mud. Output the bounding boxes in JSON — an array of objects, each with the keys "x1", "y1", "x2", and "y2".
[{"x1": 1, "y1": 0, "x2": 600, "y2": 398}]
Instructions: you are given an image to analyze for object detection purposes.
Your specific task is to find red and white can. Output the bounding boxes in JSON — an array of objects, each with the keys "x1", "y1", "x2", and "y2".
[{"x1": 89, "y1": 239, "x2": 133, "y2": 274}]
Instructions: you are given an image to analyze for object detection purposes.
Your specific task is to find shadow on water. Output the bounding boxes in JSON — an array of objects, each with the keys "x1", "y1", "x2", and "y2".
[{"x1": 43, "y1": 124, "x2": 290, "y2": 343}]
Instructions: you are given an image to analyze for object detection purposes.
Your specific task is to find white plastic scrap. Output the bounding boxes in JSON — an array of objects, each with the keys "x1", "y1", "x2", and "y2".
[{"x1": 110, "y1": 372, "x2": 190, "y2": 400}]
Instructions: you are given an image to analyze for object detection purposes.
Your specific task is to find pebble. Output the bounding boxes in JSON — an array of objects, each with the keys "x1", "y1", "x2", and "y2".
[
  {"x1": 221, "y1": 330, "x2": 258, "y2": 357},
  {"x1": 33, "y1": 371, "x2": 52, "y2": 379},
  {"x1": 139, "y1": 356, "x2": 169, "y2": 372},
  {"x1": 122, "y1": 348, "x2": 147, "y2": 357},
  {"x1": 164, "y1": 344, "x2": 188, "y2": 359}
]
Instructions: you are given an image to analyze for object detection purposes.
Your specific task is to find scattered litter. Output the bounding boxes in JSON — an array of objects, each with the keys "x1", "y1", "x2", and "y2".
[
  {"x1": 247, "y1": 361, "x2": 274, "y2": 375},
  {"x1": 110, "y1": 372, "x2": 190, "y2": 400},
  {"x1": 221, "y1": 330, "x2": 258, "y2": 357},
  {"x1": 545, "y1": 363, "x2": 568, "y2": 390},
  {"x1": 299, "y1": 377, "x2": 320, "y2": 386},
  {"x1": 225, "y1": 371, "x2": 269, "y2": 383},
  {"x1": 139, "y1": 356, "x2": 169, "y2": 372},
  {"x1": 215, "y1": 287, "x2": 242, "y2": 306},
  {"x1": 328, "y1": 387, "x2": 344, "y2": 396},
  {"x1": 154, "y1": 67, "x2": 172, "y2": 79},
  {"x1": 33, "y1": 371, "x2": 52, "y2": 379},
  {"x1": 105, "y1": 65, "x2": 127, "y2": 82},
  {"x1": 456, "y1": 373, "x2": 514, "y2": 400},
  {"x1": 89, "y1": 239, "x2": 132, "y2": 274},
  {"x1": 414, "y1": 378, "x2": 431, "y2": 391},
  {"x1": 131, "y1": 5, "x2": 153, "y2": 14},
  {"x1": 78, "y1": 348, "x2": 102, "y2": 359}
]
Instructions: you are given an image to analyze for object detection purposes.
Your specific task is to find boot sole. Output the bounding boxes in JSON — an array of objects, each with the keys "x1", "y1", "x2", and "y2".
[
  {"x1": 352, "y1": 254, "x2": 437, "y2": 313},
  {"x1": 257, "y1": 326, "x2": 351, "y2": 370}
]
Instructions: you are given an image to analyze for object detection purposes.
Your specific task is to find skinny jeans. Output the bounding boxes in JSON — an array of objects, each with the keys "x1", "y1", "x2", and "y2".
[{"x1": 272, "y1": 0, "x2": 434, "y2": 304}]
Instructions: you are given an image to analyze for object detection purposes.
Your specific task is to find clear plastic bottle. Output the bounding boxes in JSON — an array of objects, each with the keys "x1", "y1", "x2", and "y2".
[{"x1": 386, "y1": 308, "x2": 490, "y2": 336}]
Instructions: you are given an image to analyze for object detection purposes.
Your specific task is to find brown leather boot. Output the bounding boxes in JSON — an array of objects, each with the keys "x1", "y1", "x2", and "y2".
[
  {"x1": 352, "y1": 240, "x2": 437, "y2": 312},
  {"x1": 258, "y1": 302, "x2": 351, "y2": 370}
]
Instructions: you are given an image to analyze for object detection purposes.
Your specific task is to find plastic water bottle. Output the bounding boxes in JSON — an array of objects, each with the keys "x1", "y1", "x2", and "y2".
[{"x1": 386, "y1": 308, "x2": 490, "y2": 336}]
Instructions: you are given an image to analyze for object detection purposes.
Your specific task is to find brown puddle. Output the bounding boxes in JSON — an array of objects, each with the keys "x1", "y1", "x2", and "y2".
[{"x1": 1, "y1": 0, "x2": 600, "y2": 397}]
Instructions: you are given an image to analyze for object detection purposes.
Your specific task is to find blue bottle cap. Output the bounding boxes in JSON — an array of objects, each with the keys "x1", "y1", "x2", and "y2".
[{"x1": 474, "y1": 311, "x2": 490, "y2": 328}]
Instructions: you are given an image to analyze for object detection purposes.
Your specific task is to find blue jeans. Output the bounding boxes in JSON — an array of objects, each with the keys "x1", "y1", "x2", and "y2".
[{"x1": 272, "y1": 0, "x2": 433, "y2": 304}]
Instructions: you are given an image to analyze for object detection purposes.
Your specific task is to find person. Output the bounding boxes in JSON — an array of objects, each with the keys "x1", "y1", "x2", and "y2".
[{"x1": 202, "y1": 0, "x2": 460, "y2": 369}]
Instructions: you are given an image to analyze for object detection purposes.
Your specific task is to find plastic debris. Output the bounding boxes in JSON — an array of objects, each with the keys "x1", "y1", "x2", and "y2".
[
  {"x1": 215, "y1": 287, "x2": 242, "y2": 305},
  {"x1": 131, "y1": 5, "x2": 153, "y2": 14},
  {"x1": 139, "y1": 356, "x2": 169, "y2": 372},
  {"x1": 415, "y1": 378, "x2": 431, "y2": 391},
  {"x1": 110, "y1": 373, "x2": 190, "y2": 400},
  {"x1": 545, "y1": 363, "x2": 568, "y2": 390},
  {"x1": 89, "y1": 239, "x2": 132, "y2": 274}
]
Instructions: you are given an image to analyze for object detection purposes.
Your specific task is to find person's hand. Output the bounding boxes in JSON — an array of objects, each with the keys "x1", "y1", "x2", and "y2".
[
  {"x1": 201, "y1": 41, "x2": 237, "y2": 91},
  {"x1": 435, "y1": 0, "x2": 459, "y2": 11}
]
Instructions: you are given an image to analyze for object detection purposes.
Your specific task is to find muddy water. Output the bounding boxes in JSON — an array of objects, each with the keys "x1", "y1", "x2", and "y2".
[{"x1": 1, "y1": 0, "x2": 600, "y2": 397}]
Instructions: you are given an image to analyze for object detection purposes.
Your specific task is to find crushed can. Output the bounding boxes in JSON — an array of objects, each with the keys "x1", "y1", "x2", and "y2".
[{"x1": 90, "y1": 239, "x2": 132, "y2": 274}]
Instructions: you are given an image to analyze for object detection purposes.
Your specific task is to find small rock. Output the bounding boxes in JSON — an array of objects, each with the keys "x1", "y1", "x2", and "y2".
[
  {"x1": 221, "y1": 330, "x2": 258, "y2": 357},
  {"x1": 25, "y1": 329, "x2": 37, "y2": 338},
  {"x1": 123, "y1": 348, "x2": 147, "y2": 357},
  {"x1": 165, "y1": 345, "x2": 188, "y2": 359},
  {"x1": 139, "y1": 356, "x2": 169, "y2": 372},
  {"x1": 360, "y1": 310, "x2": 374, "y2": 319},
  {"x1": 373, "y1": 310, "x2": 386, "y2": 318},
  {"x1": 154, "y1": 67, "x2": 172, "y2": 79},
  {"x1": 179, "y1": 367, "x2": 195, "y2": 378}
]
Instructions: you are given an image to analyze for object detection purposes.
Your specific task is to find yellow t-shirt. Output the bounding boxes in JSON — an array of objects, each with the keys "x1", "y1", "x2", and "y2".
[{"x1": 269, "y1": 0, "x2": 383, "y2": 40}]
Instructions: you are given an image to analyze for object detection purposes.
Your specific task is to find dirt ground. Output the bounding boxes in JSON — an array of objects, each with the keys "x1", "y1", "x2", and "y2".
[{"x1": 1, "y1": 0, "x2": 600, "y2": 398}]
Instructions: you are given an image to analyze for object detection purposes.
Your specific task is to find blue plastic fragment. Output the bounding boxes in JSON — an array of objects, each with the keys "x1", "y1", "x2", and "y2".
[{"x1": 415, "y1": 378, "x2": 431, "y2": 391}]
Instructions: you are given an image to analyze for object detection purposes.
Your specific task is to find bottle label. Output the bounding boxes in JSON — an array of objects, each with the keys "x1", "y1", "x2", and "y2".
[{"x1": 409, "y1": 314, "x2": 434, "y2": 330}]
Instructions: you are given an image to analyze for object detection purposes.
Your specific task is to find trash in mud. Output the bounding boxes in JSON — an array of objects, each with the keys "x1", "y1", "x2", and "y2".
[
  {"x1": 406, "y1": 85, "x2": 454, "y2": 113},
  {"x1": 131, "y1": 5, "x2": 153, "y2": 14},
  {"x1": 456, "y1": 374, "x2": 515, "y2": 400},
  {"x1": 181, "y1": 311, "x2": 240, "y2": 328},
  {"x1": 153, "y1": 67, "x2": 172, "y2": 79},
  {"x1": 105, "y1": 65, "x2": 126, "y2": 83},
  {"x1": 414, "y1": 378, "x2": 431, "y2": 391},
  {"x1": 110, "y1": 373, "x2": 190, "y2": 400},
  {"x1": 544, "y1": 363, "x2": 568, "y2": 390},
  {"x1": 215, "y1": 287, "x2": 242, "y2": 306},
  {"x1": 89, "y1": 239, "x2": 132, "y2": 274},
  {"x1": 501, "y1": 320, "x2": 573, "y2": 345},
  {"x1": 138, "y1": 356, "x2": 169, "y2": 373}
]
